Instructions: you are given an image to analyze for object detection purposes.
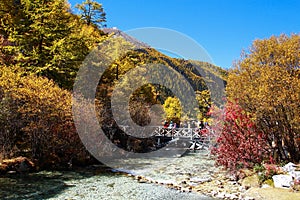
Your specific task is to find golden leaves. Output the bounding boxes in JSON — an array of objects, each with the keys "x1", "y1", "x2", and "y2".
[
  {"x1": 0, "y1": 66, "x2": 85, "y2": 163},
  {"x1": 227, "y1": 34, "x2": 300, "y2": 162}
]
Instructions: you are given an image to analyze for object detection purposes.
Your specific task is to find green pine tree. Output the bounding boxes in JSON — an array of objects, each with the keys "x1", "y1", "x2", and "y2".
[{"x1": 75, "y1": 0, "x2": 106, "y2": 28}]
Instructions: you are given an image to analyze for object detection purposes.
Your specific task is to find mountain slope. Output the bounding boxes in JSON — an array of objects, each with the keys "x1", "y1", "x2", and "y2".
[
  {"x1": 99, "y1": 28, "x2": 227, "y2": 107},
  {"x1": 102, "y1": 28, "x2": 150, "y2": 48}
]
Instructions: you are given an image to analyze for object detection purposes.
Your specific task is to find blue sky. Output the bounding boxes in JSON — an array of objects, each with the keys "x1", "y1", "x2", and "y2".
[{"x1": 69, "y1": 0, "x2": 300, "y2": 69}]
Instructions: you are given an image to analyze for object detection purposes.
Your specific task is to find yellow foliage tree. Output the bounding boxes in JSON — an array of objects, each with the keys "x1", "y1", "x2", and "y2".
[
  {"x1": 163, "y1": 97, "x2": 182, "y2": 124},
  {"x1": 226, "y1": 34, "x2": 300, "y2": 162},
  {"x1": 195, "y1": 90, "x2": 211, "y2": 120}
]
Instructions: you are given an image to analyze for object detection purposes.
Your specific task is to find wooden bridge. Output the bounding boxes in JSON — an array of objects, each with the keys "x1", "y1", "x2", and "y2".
[
  {"x1": 153, "y1": 127, "x2": 207, "y2": 139},
  {"x1": 120, "y1": 126, "x2": 214, "y2": 151},
  {"x1": 154, "y1": 126, "x2": 213, "y2": 151}
]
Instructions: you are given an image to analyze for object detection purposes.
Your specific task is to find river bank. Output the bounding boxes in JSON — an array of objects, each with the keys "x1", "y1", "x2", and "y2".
[{"x1": 116, "y1": 151, "x2": 300, "y2": 200}]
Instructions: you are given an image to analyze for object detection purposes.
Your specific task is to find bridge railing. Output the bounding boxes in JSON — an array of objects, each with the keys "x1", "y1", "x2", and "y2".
[
  {"x1": 153, "y1": 127, "x2": 197, "y2": 139},
  {"x1": 119, "y1": 125, "x2": 215, "y2": 152},
  {"x1": 155, "y1": 126, "x2": 213, "y2": 138},
  {"x1": 119, "y1": 125, "x2": 213, "y2": 140}
]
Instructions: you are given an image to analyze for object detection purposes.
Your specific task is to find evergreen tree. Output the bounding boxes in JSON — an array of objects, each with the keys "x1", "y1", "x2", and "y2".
[
  {"x1": 75, "y1": 0, "x2": 106, "y2": 28},
  {"x1": 0, "y1": 0, "x2": 105, "y2": 89}
]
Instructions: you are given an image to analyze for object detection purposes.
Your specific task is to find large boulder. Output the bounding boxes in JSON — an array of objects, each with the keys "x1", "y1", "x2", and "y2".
[
  {"x1": 272, "y1": 175, "x2": 293, "y2": 188},
  {"x1": 282, "y1": 162, "x2": 296, "y2": 173},
  {"x1": 282, "y1": 162, "x2": 300, "y2": 181},
  {"x1": 241, "y1": 174, "x2": 260, "y2": 189}
]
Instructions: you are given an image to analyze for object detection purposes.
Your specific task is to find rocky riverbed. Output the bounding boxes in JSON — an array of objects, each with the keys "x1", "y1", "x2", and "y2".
[
  {"x1": 0, "y1": 170, "x2": 212, "y2": 200},
  {"x1": 1, "y1": 150, "x2": 299, "y2": 200},
  {"x1": 114, "y1": 150, "x2": 299, "y2": 200},
  {"x1": 113, "y1": 151, "x2": 254, "y2": 200},
  {"x1": 0, "y1": 157, "x2": 212, "y2": 200}
]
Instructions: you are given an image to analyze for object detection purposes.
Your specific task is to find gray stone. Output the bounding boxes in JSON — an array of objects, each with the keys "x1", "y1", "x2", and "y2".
[
  {"x1": 216, "y1": 192, "x2": 226, "y2": 199},
  {"x1": 261, "y1": 184, "x2": 271, "y2": 188},
  {"x1": 272, "y1": 174, "x2": 293, "y2": 188},
  {"x1": 190, "y1": 176, "x2": 212, "y2": 183},
  {"x1": 282, "y1": 162, "x2": 296, "y2": 173},
  {"x1": 17, "y1": 160, "x2": 30, "y2": 172},
  {"x1": 210, "y1": 190, "x2": 218, "y2": 196},
  {"x1": 226, "y1": 193, "x2": 239, "y2": 200},
  {"x1": 290, "y1": 170, "x2": 300, "y2": 180}
]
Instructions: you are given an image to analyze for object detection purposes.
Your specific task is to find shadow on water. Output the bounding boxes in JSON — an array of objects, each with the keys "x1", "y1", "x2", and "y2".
[{"x1": 0, "y1": 165, "x2": 112, "y2": 200}]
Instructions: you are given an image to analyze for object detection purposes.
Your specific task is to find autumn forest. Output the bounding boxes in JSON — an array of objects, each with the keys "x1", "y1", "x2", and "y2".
[{"x1": 0, "y1": 0, "x2": 300, "y2": 198}]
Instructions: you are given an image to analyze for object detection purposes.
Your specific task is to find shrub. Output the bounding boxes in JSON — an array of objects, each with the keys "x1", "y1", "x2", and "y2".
[
  {"x1": 211, "y1": 101, "x2": 271, "y2": 172},
  {"x1": 254, "y1": 163, "x2": 282, "y2": 184},
  {"x1": 0, "y1": 66, "x2": 89, "y2": 168}
]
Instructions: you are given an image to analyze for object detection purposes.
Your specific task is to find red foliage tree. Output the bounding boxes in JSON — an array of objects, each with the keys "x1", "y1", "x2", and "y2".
[{"x1": 211, "y1": 101, "x2": 271, "y2": 171}]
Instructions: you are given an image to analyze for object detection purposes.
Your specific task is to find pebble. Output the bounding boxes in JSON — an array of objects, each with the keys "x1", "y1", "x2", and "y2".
[
  {"x1": 216, "y1": 192, "x2": 226, "y2": 198},
  {"x1": 244, "y1": 197, "x2": 255, "y2": 200},
  {"x1": 261, "y1": 184, "x2": 271, "y2": 188},
  {"x1": 210, "y1": 190, "x2": 218, "y2": 196}
]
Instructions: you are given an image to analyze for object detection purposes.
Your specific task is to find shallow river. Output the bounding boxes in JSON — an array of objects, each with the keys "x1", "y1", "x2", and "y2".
[
  {"x1": 0, "y1": 169, "x2": 213, "y2": 200},
  {"x1": 0, "y1": 150, "x2": 215, "y2": 200}
]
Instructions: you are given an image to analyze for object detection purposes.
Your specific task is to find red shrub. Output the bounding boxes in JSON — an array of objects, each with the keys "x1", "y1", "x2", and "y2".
[{"x1": 210, "y1": 101, "x2": 271, "y2": 171}]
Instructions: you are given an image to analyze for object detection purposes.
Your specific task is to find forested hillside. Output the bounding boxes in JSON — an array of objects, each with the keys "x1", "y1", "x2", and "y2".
[
  {"x1": 94, "y1": 29, "x2": 227, "y2": 154},
  {"x1": 0, "y1": 0, "x2": 226, "y2": 168}
]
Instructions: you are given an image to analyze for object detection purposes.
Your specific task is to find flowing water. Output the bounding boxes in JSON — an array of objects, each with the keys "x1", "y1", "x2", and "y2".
[{"x1": 0, "y1": 152, "x2": 215, "y2": 200}]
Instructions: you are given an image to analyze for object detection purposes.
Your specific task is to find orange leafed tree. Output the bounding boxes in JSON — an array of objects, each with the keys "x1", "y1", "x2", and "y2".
[{"x1": 0, "y1": 66, "x2": 89, "y2": 168}]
